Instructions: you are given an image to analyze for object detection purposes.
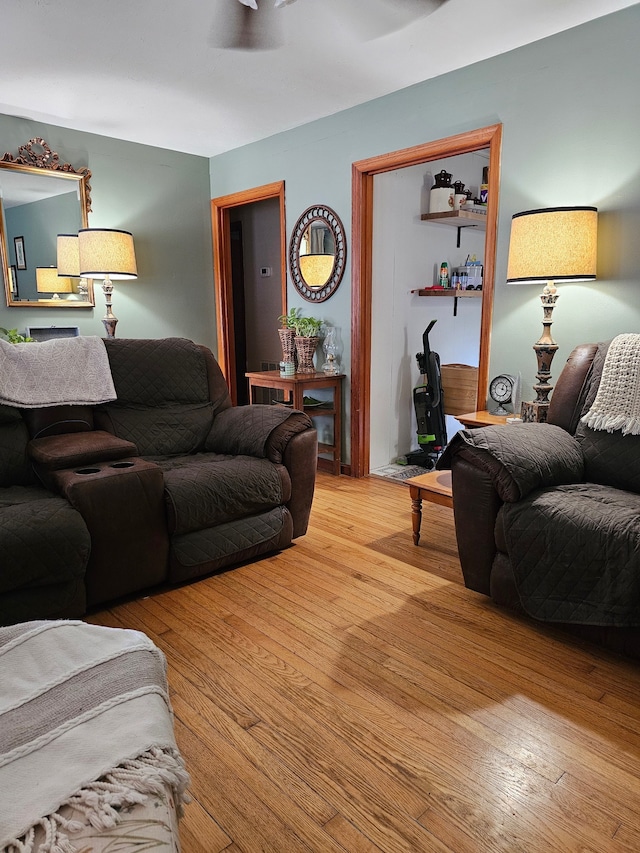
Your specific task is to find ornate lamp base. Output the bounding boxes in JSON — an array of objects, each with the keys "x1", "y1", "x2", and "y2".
[
  {"x1": 102, "y1": 277, "x2": 118, "y2": 339},
  {"x1": 522, "y1": 282, "x2": 559, "y2": 423},
  {"x1": 520, "y1": 400, "x2": 549, "y2": 423}
]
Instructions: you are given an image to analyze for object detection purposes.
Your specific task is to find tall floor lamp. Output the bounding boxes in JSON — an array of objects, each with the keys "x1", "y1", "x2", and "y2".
[
  {"x1": 506, "y1": 206, "x2": 598, "y2": 423},
  {"x1": 78, "y1": 228, "x2": 137, "y2": 338}
]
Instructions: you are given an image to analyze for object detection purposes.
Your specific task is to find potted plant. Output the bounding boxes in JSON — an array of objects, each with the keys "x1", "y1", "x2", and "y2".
[
  {"x1": 0, "y1": 327, "x2": 34, "y2": 343},
  {"x1": 291, "y1": 314, "x2": 323, "y2": 373},
  {"x1": 277, "y1": 307, "x2": 300, "y2": 369}
]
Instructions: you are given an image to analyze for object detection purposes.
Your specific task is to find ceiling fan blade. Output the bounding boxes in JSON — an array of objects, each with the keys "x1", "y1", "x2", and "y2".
[{"x1": 209, "y1": 0, "x2": 283, "y2": 51}]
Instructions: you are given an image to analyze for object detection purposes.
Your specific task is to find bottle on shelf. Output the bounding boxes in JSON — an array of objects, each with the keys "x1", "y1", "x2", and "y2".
[{"x1": 439, "y1": 261, "x2": 449, "y2": 288}]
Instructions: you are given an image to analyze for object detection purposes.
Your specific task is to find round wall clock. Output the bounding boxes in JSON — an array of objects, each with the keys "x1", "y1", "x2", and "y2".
[{"x1": 489, "y1": 374, "x2": 517, "y2": 415}]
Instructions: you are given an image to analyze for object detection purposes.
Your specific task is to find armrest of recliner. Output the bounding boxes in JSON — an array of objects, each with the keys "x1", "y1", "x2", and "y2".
[
  {"x1": 28, "y1": 431, "x2": 138, "y2": 490},
  {"x1": 205, "y1": 404, "x2": 317, "y2": 539},
  {"x1": 438, "y1": 422, "x2": 584, "y2": 502},
  {"x1": 205, "y1": 404, "x2": 313, "y2": 462}
]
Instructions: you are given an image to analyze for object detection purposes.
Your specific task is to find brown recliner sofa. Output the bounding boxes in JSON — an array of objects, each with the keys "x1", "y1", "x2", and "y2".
[
  {"x1": 1, "y1": 337, "x2": 317, "y2": 625},
  {"x1": 439, "y1": 341, "x2": 640, "y2": 659}
]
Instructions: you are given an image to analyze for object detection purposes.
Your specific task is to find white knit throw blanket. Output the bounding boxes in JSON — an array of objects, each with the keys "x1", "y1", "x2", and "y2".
[
  {"x1": 581, "y1": 333, "x2": 640, "y2": 435},
  {"x1": 0, "y1": 621, "x2": 190, "y2": 853},
  {"x1": 0, "y1": 336, "x2": 116, "y2": 408}
]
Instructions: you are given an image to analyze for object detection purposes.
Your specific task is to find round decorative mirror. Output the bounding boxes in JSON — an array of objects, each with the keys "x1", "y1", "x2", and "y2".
[{"x1": 289, "y1": 204, "x2": 346, "y2": 302}]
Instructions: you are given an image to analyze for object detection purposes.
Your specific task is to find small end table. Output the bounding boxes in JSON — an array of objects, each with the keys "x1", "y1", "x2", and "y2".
[
  {"x1": 456, "y1": 410, "x2": 509, "y2": 428},
  {"x1": 405, "y1": 470, "x2": 453, "y2": 546},
  {"x1": 245, "y1": 370, "x2": 344, "y2": 475}
]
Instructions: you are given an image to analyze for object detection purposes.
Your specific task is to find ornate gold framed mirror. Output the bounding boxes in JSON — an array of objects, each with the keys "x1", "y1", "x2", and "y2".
[
  {"x1": 288, "y1": 204, "x2": 346, "y2": 302},
  {"x1": 0, "y1": 138, "x2": 94, "y2": 308}
]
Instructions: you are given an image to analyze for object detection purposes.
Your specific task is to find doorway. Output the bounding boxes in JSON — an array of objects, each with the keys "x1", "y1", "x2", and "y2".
[
  {"x1": 351, "y1": 124, "x2": 502, "y2": 477},
  {"x1": 370, "y1": 150, "x2": 488, "y2": 472},
  {"x1": 211, "y1": 181, "x2": 286, "y2": 403}
]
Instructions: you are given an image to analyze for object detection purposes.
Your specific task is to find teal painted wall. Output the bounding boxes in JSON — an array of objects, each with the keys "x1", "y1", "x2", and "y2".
[
  {"x1": 0, "y1": 116, "x2": 215, "y2": 349},
  {"x1": 209, "y1": 6, "x2": 640, "y2": 462}
]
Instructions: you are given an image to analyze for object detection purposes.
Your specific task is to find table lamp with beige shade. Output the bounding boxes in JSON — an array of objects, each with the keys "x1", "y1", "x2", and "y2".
[
  {"x1": 506, "y1": 206, "x2": 598, "y2": 423},
  {"x1": 57, "y1": 233, "x2": 90, "y2": 300},
  {"x1": 78, "y1": 228, "x2": 137, "y2": 338},
  {"x1": 35, "y1": 266, "x2": 74, "y2": 301}
]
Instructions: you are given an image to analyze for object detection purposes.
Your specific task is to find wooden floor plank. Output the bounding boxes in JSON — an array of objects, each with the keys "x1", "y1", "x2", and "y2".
[
  {"x1": 178, "y1": 795, "x2": 232, "y2": 853},
  {"x1": 90, "y1": 471, "x2": 640, "y2": 852}
]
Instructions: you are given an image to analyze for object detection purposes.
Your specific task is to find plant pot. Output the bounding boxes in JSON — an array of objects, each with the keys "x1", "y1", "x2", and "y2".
[
  {"x1": 278, "y1": 327, "x2": 296, "y2": 367},
  {"x1": 294, "y1": 336, "x2": 320, "y2": 373}
]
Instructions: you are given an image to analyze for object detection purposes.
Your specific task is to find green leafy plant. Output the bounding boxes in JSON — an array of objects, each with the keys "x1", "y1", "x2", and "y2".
[
  {"x1": 0, "y1": 327, "x2": 34, "y2": 343},
  {"x1": 278, "y1": 307, "x2": 301, "y2": 329},
  {"x1": 292, "y1": 315, "x2": 323, "y2": 338}
]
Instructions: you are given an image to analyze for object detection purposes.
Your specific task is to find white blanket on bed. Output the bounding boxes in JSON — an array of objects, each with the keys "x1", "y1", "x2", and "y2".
[
  {"x1": 0, "y1": 336, "x2": 116, "y2": 407},
  {"x1": 0, "y1": 620, "x2": 189, "y2": 852},
  {"x1": 581, "y1": 333, "x2": 640, "y2": 435}
]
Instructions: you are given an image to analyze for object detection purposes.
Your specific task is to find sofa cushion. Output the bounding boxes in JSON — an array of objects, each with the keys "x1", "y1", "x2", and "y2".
[
  {"x1": 503, "y1": 483, "x2": 640, "y2": 626},
  {"x1": 28, "y1": 431, "x2": 138, "y2": 471},
  {"x1": 95, "y1": 403, "x2": 214, "y2": 456},
  {"x1": 156, "y1": 453, "x2": 290, "y2": 535},
  {"x1": 575, "y1": 422, "x2": 640, "y2": 495},
  {"x1": 169, "y1": 506, "x2": 293, "y2": 581},
  {"x1": 0, "y1": 486, "x2": 90, "y2": 597}
]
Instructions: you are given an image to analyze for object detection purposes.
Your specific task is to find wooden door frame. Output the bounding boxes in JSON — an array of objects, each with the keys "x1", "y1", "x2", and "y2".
[
  {"x1": 211, "y1": 181, "x2": 286, "y2": 403},
  {"x1": 351, "y1": 124, "x2": 502, "y2": 478}
]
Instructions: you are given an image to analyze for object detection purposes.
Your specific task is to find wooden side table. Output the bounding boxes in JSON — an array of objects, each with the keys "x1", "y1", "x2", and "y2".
[
  {"x1": 245, "y1": 370, "x2": 344, "y2": 475},
  {"x1": 456, "y1": 409, "x2": 509, "y2": 428},
  {"x1": 405, "y1": 470, "x2": 453, "y2": 545}
]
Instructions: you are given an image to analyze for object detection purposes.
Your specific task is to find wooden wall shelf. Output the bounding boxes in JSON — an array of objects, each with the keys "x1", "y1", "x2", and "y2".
[
  {"x1": 421, "y1": 210, "x2": 487, "y2": 229},
  {"x1": 411, "y1": 288, "x2": 482, "y2": 298}
]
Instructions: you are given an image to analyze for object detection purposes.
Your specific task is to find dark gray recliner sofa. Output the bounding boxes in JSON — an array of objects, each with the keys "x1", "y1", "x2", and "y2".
[
  {"x1": 439, "y1": 340, "x2": 640, "y2": 659},
  {"x1": 1, "y1": 337, "x2": 317, "y2": 625}
]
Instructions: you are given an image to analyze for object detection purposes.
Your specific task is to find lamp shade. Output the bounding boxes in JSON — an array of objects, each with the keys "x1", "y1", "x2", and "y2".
[
  {"x1": 506, "y1": 206, "x2": 597, "y2": 284},
  {"x1": 299, "y1": 253, "x2": 334, "y2": 288},
  {"x1": 78, "y1": 228, "x2": 137, "y2": 280},
  {"x1": 36, "y1": 267, "x2": 73, "y2": 294},
  {"x1": 57, "y1": 234, "x2": 80, "y2": 277}
]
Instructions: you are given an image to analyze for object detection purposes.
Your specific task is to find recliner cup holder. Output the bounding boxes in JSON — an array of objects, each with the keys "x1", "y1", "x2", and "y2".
[
  {"x1": 75, "y1": 467, "x2": 101, "y2": 475},
  {"x1": 110, "y1": 462, "x2": 135, "y2": 469}
]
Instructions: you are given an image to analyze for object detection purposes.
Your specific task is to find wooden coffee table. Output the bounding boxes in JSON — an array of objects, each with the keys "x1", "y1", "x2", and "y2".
[{"x1": 405, "y1": 470, "x2": 453, "y2": 545}]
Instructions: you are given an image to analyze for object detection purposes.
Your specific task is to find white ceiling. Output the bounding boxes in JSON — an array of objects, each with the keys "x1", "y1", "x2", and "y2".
[{"x1": 2, "y1": 0, "x2": 637, "y2": 158}]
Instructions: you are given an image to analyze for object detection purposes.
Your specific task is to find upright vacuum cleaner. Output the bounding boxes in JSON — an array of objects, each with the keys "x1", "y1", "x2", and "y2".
[{"x1": 409, "y1": 320, "x2": 447, "y2": 468}]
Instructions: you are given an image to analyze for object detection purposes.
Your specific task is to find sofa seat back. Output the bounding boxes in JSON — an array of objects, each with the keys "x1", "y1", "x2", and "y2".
[
  {"x1": 0, "y1": 406, "x2": 35, "y2": 487},
  {"x1": 576, "y1": 424, "x2": 640, "y2": 494},
  {"x1": 553, "y1": 339, "x2": 640, "y2": 495},
  {"x1": 500, "y1": 481, "x2": 640, "y2": 626},
  {"x1": 95, "y1": 338, "x2": 232, "y2": 457}
]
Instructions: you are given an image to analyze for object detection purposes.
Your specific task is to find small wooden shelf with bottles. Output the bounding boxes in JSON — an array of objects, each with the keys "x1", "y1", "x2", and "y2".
[{"x1": 411, "y1": 287, "x2": 482, "y2": 298}]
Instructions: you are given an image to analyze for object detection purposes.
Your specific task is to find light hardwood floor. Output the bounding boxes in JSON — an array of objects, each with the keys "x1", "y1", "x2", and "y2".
[{"x1": 90, "y1": 472, "x2": 640, "y2": 852}]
